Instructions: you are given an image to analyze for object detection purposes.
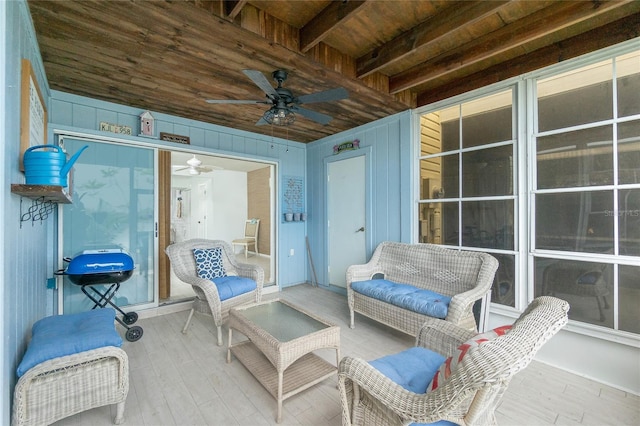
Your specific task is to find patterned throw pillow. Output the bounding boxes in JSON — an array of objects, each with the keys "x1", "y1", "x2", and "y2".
[
  {"x1": 427, "y1": 325, "x2": 512, "y2": 392},
  {"x1": 193, "y1": 247, "x2": 227, "y2": 279}
]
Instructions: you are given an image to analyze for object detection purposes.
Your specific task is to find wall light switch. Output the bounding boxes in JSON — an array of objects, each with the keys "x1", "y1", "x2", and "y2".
[{"x1": 289, "y1": 249, "x2": 294, "y2": 256}]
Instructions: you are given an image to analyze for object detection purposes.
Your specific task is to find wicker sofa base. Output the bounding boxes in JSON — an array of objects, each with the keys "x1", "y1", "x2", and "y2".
[
  {"x1": 351, "y1": 293, "x2": 477, "y2": 337},
  {"x1": 12, "y1": 346, "x2": 129, "y2": 426}
]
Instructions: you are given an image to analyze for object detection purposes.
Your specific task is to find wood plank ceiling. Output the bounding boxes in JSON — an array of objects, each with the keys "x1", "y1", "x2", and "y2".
[{"x1": 28, "y1": 0, "x2": 640, "y2": 143}]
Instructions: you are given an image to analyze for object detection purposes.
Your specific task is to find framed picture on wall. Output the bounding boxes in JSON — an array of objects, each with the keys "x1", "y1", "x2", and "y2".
[{"x1": 20, "y1": 58, "x2": 48, "y2": 171}]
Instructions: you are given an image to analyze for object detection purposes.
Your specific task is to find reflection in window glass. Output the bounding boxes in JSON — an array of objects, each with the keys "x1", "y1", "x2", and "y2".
[
  {"x1": 619, "y1": 189, "x2": 640, "y2": 256},
  {"x1": 462, "y1": 200, "x2": 514, "y2": 250},
  {"x1": 463, "y1": 145, "x2": 513, "y2": 197},
  {"x1": 538, "y1": 60, "x2": 613, "y2": 132},
  {"x1": 536, "y1": 126, "x2": 613, "y2": 189},
  {"x1": 440, "y1": 106, "x2": 460, "y2": 152},
  {"x1": 619, "y1": 265, "x2": 640, "y2": 334},
  {"x1": 419, "y1": 155, "x2": 458, "y2": 200},
  {"x1": 536, "y1": 258, "x2": 613, "y2": 327},
  {"x1": 536, "y1": 191, "x2": 614, "y2": 253},
  {"x1": 441, "y1": 202, "x2": 460, "y2": 246},
  {"x1": 491, "y1": 254, "x2": 516, "y2": 307},
  {"x1": 618, "y1": 120, "x2": 640, "y2": 185},
  {"x1": 617, "y1": 51, "x2": 640, "y2": 117},
  {"x1": 461, "y1": 90, "x2": 513, "y2": 148}
]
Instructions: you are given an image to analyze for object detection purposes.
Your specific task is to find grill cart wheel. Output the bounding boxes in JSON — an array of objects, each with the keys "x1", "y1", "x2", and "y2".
[
  {"x1": 126, "y1": 326, "x2": 143, "y2": 342},
  {"x1": 123, "y1": 312, "x2": 138, "y2": 325}
]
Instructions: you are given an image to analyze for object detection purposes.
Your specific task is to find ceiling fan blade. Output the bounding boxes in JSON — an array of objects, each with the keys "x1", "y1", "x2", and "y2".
[
  {"x1": 255, "y1": 116, "x2": 269, "y2": 126},
  {"x1": 206, "y1": 99, "x2": 269, "y2": 104},
  {"x1": 297, "y1": 87, "x2": 348, "y2": 104},
  {"x1": 172, "y1": 166, "x2": 189, "y2": 172},
  {"x1": 243, "y1": 70, "x2": 278, "y2": 98},
  {"x1": 292, "y1": 106, "x2": 333, "y2": 125}
]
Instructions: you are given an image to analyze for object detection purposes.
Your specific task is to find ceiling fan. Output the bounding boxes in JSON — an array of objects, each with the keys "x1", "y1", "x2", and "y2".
[
  {"x1": 206, "y1": 69, "x2": 348, "y2": 126},
  {"x1": 172, "y1": 155, "x2": 220, "y2": 175}
]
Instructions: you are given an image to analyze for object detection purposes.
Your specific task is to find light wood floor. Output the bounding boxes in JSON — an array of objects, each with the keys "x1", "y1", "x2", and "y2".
[{"x1": 54, "y1": 284, "x2": 639, "y2": 426}]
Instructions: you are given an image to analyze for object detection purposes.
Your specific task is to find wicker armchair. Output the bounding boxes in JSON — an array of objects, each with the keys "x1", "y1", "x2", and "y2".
[
  {"x1": 12, "y1": 346, "x2": 129, "y2": 426},
  {"x1": 338, "y1": 296, "x2": 569, "y2": 426},
  {"x1": 347, "y1": 241, "x2": 499, "y2": 335},
  {"x1": 165, "y1": 239, "x2": 264, "y2": 345}
]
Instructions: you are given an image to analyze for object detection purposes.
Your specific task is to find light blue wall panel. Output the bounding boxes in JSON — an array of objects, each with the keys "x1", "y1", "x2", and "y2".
[
  {"x1": 2, "y1": 1, "x2": 53, "y2": 423},
  {"x1": 305, "y1": 111, "x2": 412, "y2": 288},
  {"x1": 49, "y1": 90, "x2": 308, "y2": 290}
]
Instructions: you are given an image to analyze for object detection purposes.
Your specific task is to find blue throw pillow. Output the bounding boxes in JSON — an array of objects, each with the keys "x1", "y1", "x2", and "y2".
[
  {"x1": 17, "y1": 308, "x2": 122, "y2": 377},
  {"x1": 194, "y1": 247, "x2": 227, "y2": 279},
  {"x1": 213, "y1": 276, "x2": 257, "y2": 301}
]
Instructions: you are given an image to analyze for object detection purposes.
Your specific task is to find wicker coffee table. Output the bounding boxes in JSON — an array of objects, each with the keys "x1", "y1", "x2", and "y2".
[{"x1": 227, "y1": 298, "x2": 340, "y2": 423}]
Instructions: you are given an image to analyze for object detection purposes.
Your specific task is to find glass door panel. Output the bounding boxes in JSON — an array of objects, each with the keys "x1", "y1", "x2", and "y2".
[{"x1": 60, "y1": 137, "x2": 156, "y2": 314}]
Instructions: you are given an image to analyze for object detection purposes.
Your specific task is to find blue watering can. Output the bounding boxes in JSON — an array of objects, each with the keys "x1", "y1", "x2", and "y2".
[{"x1": 24, "y1": 144, "x2": 89, "y2": 187}]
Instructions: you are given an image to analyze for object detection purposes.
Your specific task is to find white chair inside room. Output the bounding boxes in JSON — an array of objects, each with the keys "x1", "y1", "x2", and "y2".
[{"x1": 232, "y1": 219, "x2": 260, "y2": 259}]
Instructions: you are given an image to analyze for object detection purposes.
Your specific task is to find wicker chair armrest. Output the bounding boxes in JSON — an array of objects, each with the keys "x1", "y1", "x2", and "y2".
[
  {"x1": 338, "y1": 356, "x2": 450, "y2": 424},
  {"x1": 17, "y1": 346, "x2": 128, "y2": 380},
  {"x1": 234, "y1": 262, "x2": 265, "y2": 288},
  {"x1": 446, "y1": 288, "x2": 488, "y2": 325},
  {"x1": 346, "y1": 264, "x2": 383, "y2": 286},
  {"x1": 416, "y1": 318, "x2": 476, "y2": 357}
]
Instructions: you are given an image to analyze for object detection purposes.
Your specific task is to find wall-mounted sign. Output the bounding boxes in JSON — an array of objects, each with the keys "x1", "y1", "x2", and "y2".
[
  {"x1": 160, "y1": 132, "x2": 190, "y2": 144},
  {"x1": 99, "y1": 121, "x2": 132, "y2": 135},
  {"x1": 333, "y1": 139, "x2": 360, "y2": 155},
  {"x1": 20, "y1": 59, "x2": 47, "y2": 171}
]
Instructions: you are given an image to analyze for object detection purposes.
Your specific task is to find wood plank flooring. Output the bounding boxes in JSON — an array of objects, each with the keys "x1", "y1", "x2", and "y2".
[{"x1": 53, "y1": 284, "x2": 639, "y2": 426}]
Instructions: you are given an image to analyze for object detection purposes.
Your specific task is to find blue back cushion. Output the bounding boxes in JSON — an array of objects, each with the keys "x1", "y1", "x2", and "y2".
[
  {"x1": 213, "y1": 276, "x2": 257, "y2": 301},
  {"x1": 17, "y1": 308, "x2": 122, "y2": 377},
  {"x1": 194, "y1": 247, "x2": 227, "y2": 279}
]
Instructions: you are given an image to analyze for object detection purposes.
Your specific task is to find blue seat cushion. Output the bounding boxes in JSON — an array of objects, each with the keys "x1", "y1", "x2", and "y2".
[
  {"x1": 351, "y1": 279, "x2": 451, "y2": 319},
  {"x1": 370, "y1": 347, "x2": 458, "y2": 426},
  {"x1": 17, "y1": 308, "x2": 122, "y2": 377},
  {"x1": 213, "y1": 276, "x2": 257, "y2": 301},
  {"x1": 370, "y1": 347, "x2": 445, "y2": 394}
]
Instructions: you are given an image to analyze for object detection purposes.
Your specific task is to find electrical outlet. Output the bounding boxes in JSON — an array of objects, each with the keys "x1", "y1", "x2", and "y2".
[
  {"x1": 289, "y1": 248, "x2": 294, "y2": 256},
  {"x1": 47, "y1": 278, "x2": 56, "y2": 289}
]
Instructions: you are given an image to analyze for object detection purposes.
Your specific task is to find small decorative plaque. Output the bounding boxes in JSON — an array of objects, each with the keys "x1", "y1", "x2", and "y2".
[
  {"x1": 333, "y1": 139, "x2": 360, "y2": 155},
  {"x1": 159, "y1": 132, "x2": 190, "y2": 144}
]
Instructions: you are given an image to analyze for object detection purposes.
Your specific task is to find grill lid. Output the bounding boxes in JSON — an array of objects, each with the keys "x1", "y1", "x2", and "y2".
[{"x1": 66, "y1": 249, "x2": 134, "y2": 275}]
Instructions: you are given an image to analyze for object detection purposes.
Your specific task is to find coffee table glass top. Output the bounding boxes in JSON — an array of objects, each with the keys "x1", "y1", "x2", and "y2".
[{"x1": 237, "y1": 300, "x2": 330, "y2": 342}]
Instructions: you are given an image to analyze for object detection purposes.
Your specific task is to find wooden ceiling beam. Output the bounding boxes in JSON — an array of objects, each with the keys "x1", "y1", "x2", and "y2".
[
  {"x1": 390, "y1": 0, "x2": 638, "y2": 94},
  {"x1": 416, "y1": 13, "x2": 640, "y2": 107},
  {"x1": 224, "y1": 0, "x2": 248, "y2": 20},
  {"x1": 299, "y1": 0, "x2": 367, "y2": 53},
  {"x1": 356, "y1": 0, "x2": 509, "y2": 78}
]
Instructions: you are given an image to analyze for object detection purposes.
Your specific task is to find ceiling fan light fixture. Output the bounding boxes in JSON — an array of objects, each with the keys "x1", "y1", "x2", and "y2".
[
  {"x1": 188, "y1": 166, "x2": 200, "y2": 175},
  {"x1": 263, "y1": 107, "x2": 295, "y2": 126}
]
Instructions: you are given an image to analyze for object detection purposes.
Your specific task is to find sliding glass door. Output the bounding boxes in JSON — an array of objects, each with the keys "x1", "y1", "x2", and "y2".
[{"x1": 59, "y1": 136, "x2": 156, "y2": 314}]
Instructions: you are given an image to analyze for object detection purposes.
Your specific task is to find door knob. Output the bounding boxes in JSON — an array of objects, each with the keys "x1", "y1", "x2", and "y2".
[{"x1": 356, "y1": 227, "x2": 365, "y2": 232}]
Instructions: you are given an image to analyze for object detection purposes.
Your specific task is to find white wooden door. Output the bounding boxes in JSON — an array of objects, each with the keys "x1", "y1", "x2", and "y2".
[{"x1": 328, "y1": 155, "x2": 366, "y2": 287}]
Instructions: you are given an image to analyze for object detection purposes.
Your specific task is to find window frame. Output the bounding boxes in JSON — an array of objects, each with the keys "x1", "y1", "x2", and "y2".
[{"x1": 413, "y1": 39, "x2": 640, "y2": 345}]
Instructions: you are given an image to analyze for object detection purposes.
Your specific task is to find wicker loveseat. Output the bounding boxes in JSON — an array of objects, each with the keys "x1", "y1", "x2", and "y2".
[{"x1": 346, "y1": 241, "x2": 498, "y2": 335}]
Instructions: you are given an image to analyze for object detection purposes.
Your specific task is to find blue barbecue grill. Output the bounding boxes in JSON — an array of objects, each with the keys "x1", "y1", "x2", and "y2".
[{"x1": 56, "y1": 248, "x2": 143, "y2": 342}]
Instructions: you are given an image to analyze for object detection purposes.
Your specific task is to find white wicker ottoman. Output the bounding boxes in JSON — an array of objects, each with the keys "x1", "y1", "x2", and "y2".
[{"x1": 12, "y1": 309, "x2": 129, "y2": 426}]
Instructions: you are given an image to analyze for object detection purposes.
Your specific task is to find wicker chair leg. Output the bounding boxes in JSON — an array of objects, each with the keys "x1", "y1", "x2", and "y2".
[
  {"x1": 350, "y1": 310, "x2": 355, "y2": 329},
  {"x1": 182, "y1": 308, "x2": 195, "y2": 334},
  {"x1": 216, "y1": 326, "x2": 223, "y2": 346},
  {"x1": 114, "y1": 401, "x2": 125, "y2": 425}
]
